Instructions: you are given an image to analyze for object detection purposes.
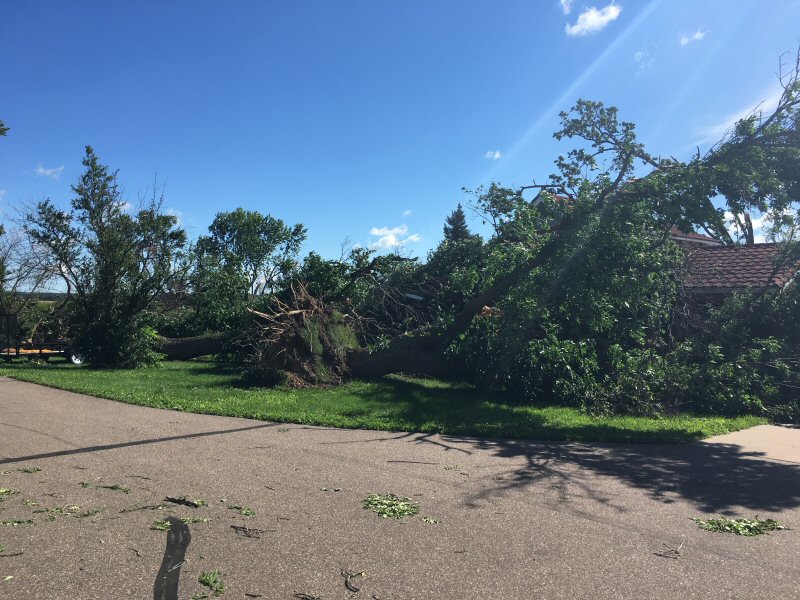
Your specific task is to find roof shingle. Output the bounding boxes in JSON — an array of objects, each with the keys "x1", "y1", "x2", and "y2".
[{"x1": 685, "y1": 243, "x2": 798, "y2": 291}]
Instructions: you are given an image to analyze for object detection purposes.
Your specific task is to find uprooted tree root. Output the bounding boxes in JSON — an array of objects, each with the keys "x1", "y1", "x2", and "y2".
[{"x1": 244, "y1": 283, "x2": 358, "y2": 387}]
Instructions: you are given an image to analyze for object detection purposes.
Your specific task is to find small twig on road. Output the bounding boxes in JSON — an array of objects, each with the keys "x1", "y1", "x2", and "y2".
[
  {"x1": 341, "y1": 569, "x2": 366, "y2": 593},
  {"x1": 230, "y1": 525, "x2": 271, "y2": 539},
  {"x1": 654, "y1": 540, "x2": 684, "y2": 560},
  {"x1": 164, "y1": 496, "x2": 206, "y2": 508},
  {"x1": 120, "y1": 503, "x2": 164, "y2": 513}
]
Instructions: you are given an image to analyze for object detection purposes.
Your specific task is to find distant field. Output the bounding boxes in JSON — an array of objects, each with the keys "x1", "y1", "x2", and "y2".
[{"x1": 0, "y1": 359, "x2": 766, "y2": 444}]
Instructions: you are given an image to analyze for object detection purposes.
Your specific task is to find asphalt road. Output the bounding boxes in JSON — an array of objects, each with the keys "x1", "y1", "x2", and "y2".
[{"x1": 0, "y1": 376, "x2": 798, "y2": 599}]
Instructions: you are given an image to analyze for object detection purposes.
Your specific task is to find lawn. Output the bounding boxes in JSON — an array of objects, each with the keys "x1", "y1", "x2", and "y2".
[{"x1": 0, "y1": 359, "x2": 765, "y2": 444}]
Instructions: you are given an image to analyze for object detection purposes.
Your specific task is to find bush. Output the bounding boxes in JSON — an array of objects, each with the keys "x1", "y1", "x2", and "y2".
[{"x1": 668, "y1": 284, "x2": 800, "y2": 419}]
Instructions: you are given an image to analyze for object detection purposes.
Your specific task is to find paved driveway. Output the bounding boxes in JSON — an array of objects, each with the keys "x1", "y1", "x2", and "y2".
[{"x1": 0, "y1": 377, "x2": 798, "y2": 599}]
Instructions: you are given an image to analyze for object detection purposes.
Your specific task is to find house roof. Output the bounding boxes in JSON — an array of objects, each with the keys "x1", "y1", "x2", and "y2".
[
  {"x1": 669, "y1": 226, "x2": 722, "y2": 246},
  {"x1": 685, "y1": 243, "x2": 798, "y2": 291}
]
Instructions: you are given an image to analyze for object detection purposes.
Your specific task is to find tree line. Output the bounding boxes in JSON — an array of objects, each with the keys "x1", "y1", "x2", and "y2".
[{"x1": 1, "y1": 51, "x2": 799, "y2": 419}]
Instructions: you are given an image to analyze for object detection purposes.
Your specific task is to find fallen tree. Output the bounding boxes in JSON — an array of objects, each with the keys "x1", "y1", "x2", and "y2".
[
  {"x1": 156, "y1": 334, "x2": 226, "y2": 361},
  {"x1": 158, "y1": 51, "x2": 800, "y2": 392}
]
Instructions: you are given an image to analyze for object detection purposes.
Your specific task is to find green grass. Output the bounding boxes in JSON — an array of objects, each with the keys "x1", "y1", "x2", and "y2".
[{"x1": 0, "y1": 359, "x2": 765, "y2": 444}]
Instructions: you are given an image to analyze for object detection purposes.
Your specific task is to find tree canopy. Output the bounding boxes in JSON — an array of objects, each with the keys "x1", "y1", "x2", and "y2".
[
  {"x1": 197, "y1": 208, "x2": 306, "y2": 297},
  {"x1": 443, "y1": 203, "x2": 472, "y2": 242}
]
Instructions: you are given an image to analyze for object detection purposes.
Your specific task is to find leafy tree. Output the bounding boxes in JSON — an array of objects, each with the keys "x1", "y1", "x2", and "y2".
[
  {"x1": 25, "y1": 146, "x2": 187, "y2": 366},
  {"x1": 292, "y1": 247, "x2": 425, "y2": 343},
  {"x1": 0, "y1": 120, "x2": 7, "y2": 136},
  {"x1": 424, "y1": 234, "x2": 485, "y2": 317},
  {"x1": 546, "y1": 51, "x2": 799, "y2": 246},
  {"x1": 449, "y1": 193, "x2": 685, "y2": 414},
  {"x1": 295, "y1": 251, "x2": 351, "y2": 300},
  {"x1": 189, "y1": 251, "x2": 250, "y2": 333},
  {"x1": 197, "y1": 208, "x2": 306, "y2": 297},
  {"x1": 443, "y1": 203, "x2": 471, "y2": 242}
]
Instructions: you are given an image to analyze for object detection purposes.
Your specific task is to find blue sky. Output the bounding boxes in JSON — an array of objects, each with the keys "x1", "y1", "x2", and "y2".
[{"x1": 2, "y1": 1, "x2": 799, "y2": 257}]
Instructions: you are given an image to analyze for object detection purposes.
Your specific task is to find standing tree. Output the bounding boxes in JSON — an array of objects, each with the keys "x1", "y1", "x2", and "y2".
[
  {"x1": 25, "y1": 146, "x2": 187, "y2": 367},
  {"x1": 197, "y1": 208, "x2": 306, "y2": 297},
  {"x1": 0, "y1": 120, "x2": 8, "y2": 136},
  {"x1": 443, "y1": 203, "x2": 471, "y2": 242}
]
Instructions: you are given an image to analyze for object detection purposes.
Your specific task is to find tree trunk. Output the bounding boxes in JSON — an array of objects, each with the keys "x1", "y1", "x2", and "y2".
[
  {"x1": 156, "y1": 334, "x2": 226, "y2": 360},
  {"x1": 346, "y1": 334, "x2": 451, "y2": 379}
]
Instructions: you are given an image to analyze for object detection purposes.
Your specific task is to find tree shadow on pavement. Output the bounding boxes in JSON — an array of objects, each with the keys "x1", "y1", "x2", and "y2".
[{"x1": 437, "y1": 434, "x2": 800, "y2": 514}]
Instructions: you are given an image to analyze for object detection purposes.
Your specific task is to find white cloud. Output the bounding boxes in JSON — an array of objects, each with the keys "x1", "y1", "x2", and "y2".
[
  {"x1": 565, "y1": 3, "x2": 622, "y2": 37},
  {"x1": 723, "y1": 210, "x2": 795, "y2": 243},
  {"x1": 694, "y1": 88, "x2": 784, "y2": 145},
  {"x1": 120, "y1": 202, "x2": 133, "y2": 213},
  {"x1": 368, "y1": 224, "x2": 421, "y2": 249},
  {"x1": 679, "y1": 29, "x2": 708, "y2": 46},
  {"x1": 0, "y1": 190, "x2": 6, "y2": 200},
  {"x1": 370, "y1": 225, "x2": 408, "y2": 237},
  {"x1": 484, "y1": 150, "x2": 502, "y2": 160},
  {"x1": 34, "y1": 164, "x2": 65, "y2": 179},
  {"x1": 166, "y1": 207, "x2": 183, "y2": 225},
  {"x1": 403, "y1": 209, "x2": 412, "y2": 217},
  {"x1": 633, "y1": 48, "x2": 653, "y2": 73},
  {"x1": 560, "y1": 0, "x2": 573, "y2": 15}
]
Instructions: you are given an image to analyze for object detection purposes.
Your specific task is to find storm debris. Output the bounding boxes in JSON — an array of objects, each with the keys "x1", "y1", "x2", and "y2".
[
  {"x1": 362, "y1": 493, "x2": 419, "y2": 519},
  {"x1": 228, "y1": 504, "x2": 255, "y2": 516},
  {"x1": 230, "y1": 525, "x2": 271, "y2": 539},
  {"x1": 654, "y1": 541, "x2": 684, "y2": 560},
  {"x1": 165, "y1": 496, "x2": 208, "y2": 508},
  {"x1": 341, "y1": 569, "x2": 366, "y2": 593},
  {"x1": 120, "y1": 503, "x2": 164, "y2": 513},
  {"x1": 197, "y1": 570, "x2": 225, "y2": 596},
  {"x1": 79, "y1": 482, "x2": 130, "y2": 494}
]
